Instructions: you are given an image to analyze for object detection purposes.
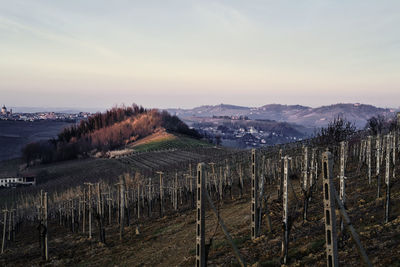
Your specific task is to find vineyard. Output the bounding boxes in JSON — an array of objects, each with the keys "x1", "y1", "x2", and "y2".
[
  {"x1": 1, "y1": 129, "x2": 400, "y2": 266},
  {"x1": 116, "y1": 147, "x2": 238, "y2": 174}
]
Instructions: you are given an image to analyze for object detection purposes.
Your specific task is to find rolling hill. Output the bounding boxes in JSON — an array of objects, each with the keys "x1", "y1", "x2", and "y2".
[
  {"x1": 18, "y1": 106, "x2": 202, "y2": 165},
  {"x1": 168, "y1": 103, "x2": 398, "y2": 128}
]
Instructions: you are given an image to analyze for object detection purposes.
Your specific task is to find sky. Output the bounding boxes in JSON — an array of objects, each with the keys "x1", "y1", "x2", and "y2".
[{"x1": 0, "y1": 0, "x2": 399, "y2": 110}]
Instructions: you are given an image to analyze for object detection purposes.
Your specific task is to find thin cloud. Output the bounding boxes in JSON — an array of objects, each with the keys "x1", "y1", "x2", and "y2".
[{"x1": 0, "y1": 15, "x2": 119, "y2": 59}]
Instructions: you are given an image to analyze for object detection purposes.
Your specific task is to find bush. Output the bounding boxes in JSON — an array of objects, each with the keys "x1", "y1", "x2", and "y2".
[
  {"x1": 365, "y1": 114, "x2": 397, "y2": 135},
  {"x1": 314, "y1": 116, "x2": 356, "y2": 145}
]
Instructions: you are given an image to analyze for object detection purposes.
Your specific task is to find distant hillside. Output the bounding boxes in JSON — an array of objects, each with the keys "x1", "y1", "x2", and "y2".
[
  {"x1": 183, "y1": 116, "x2": 310, "y2": 149},
  {"x1": 169, "y1": 104, "x2": 250, "y2": 118},
  {"x1": 21, "y1": 105, "x2": 201, "y2": 164},
  {"x1": 0, "y1": 120, "x2": 74, "y2": 161},
  {"x1": 186, "y1": 116, "x2": 310, "y2": 136},
  {"x1": 168, "y1": 103, "x2": 398, "y2": 128}
]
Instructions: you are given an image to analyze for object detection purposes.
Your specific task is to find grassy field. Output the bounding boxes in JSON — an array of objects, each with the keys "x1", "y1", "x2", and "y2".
[{"x1": 129, "y1": 131, "x2": 211, "y2": 152}]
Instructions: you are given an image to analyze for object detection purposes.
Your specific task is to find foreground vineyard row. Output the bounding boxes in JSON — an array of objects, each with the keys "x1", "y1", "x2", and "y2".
[{"x1": 1, "y1": 130, "x2": 400, "y2": 266}]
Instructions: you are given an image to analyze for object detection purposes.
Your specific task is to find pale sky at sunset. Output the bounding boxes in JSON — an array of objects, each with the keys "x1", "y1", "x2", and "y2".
[{"x1": 1, "y1": 1, "x2": 399, "y2": 110}]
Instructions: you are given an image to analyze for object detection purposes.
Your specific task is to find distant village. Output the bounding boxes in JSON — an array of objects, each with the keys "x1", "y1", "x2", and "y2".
[
  {"x1": 0, "y1": 105, "x2": 91, "y2": 122},
  {"x1": 206, "y1": 126, "x2": 302, "y2": 148},
  {"x1": 192, "y1": 115, "x2": 304, "y2": 149}
]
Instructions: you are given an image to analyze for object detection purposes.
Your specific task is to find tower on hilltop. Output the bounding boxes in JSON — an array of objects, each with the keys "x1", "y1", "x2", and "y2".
[{"x1": 1, "y1": 105, "x2": 7, "y2": 115}]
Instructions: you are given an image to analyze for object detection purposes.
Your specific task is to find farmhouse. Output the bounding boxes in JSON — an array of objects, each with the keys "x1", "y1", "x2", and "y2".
[{"x1": 0, "y1": 176, "x2": 36, "y2": 188}]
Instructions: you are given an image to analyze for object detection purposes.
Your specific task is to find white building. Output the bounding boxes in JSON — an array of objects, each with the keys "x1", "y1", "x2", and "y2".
[
  {"x1": 0, "y1": 177, "x2": 36, "y2": 188},
  {"x1": 249, "y1": 127, "x2": 257, "y2": 134}
]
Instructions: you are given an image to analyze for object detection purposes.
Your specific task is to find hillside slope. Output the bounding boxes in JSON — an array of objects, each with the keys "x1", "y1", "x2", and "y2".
[
  {"x1": 21, "y1": 106, "x2": 201, "y2": 164},
  {"x1": 168, "y1": 103, "x2": 397, "y2": 128}
]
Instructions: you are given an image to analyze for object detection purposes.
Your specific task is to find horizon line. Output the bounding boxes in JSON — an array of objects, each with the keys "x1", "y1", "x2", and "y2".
[{"x1": 5, "y1": 102, "x2": 399, "y2": 113}]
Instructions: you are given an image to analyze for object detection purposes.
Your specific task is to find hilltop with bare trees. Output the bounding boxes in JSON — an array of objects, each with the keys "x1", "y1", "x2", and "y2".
[{"x1": 21, "y1": 104, "x2": 201, "y2": 165}]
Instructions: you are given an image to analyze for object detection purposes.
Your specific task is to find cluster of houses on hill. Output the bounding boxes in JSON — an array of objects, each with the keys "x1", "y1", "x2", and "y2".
[
  {"x1": 196, "y1": 123, "x2": 303, "y2": 148},
  {"x1": 0, "y1": 105, "x2": 90, "y2": 122}
]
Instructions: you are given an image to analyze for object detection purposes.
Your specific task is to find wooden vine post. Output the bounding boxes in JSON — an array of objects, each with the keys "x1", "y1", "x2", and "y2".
[
  {"x1": 238, "y1": 163, "x2": 244, "y2": 198},
  {"x1": 82, "y1": 189, "x2": 86, "y2": 233},
  {"x1": 302, "y1": 146, "x2": 308, "y2": 191},
  {"x1": 1, "y1": 208, "x2": 7, "y2": 254},
  {"x1": 137, "y1": 183, "x2": 141, "y2": 219},
  {"x1": 226, "y1": 160, "x2": 233, "y2": 200},
  {"x1": 367, "y1": 137, "x2": 372, "y2": 184},
  {"x1": 196, "y1": 163, "x2": 205, "y2": 267},
  {"x1": 260, "y1": 159, "x2": 272, "y2": 234},
  {"x1": 107, "y1": 196, "x2": 112, "y2": 225},
  {"x1": 310, "y1": 148, "x2": 316, "y2": 192},
  {"x1": 44, "y1": 192, "x2": 48, "y2": 261},
  {"x1": 101, "y1": 192, "x2": 107, "y2": 220},
  {"x1": 174, "y1": 173, "x2": 178, "y2": 211},
  {"x1": 322, "y1": 151, "x2": 339, "y2": 267},
  {"x1": 78, "y1": 197, "x2": 82, "y2": 229},
  {"x1": 147, "y1": 178, "x2": 152, "y2": 217},
  {"x1": 38, "y1": 192, "x2": 48, "y2": 260},
  {"x1": 385, "y1": 135, "x2": 391, "y2": 223},
  {"x1": 70, "y1": 199, "x2": 75, "y2": 233},
  {"x1": 157, "y1": 171, "x2": 164, "y2": 218},
  {"x1": 277, "y1": 149, "x2": 283, "y2": 200},
  {"x1": 40, "y1": 189, "x2": 43, "y2": 224},
  {"x1": 97, "y1": 183, "x2": 101, "y2": 217},
  {"x1": 251, "y1": 149, "x2": 259, "y2": 240},
  {"x1": 219, "y1": 167, "x2": 223, "y2": 201},
  {"x1": 257, "y1": 155, "x2": 266, "y2": 234},
  {"x1": 184, "y1": 174, "x2": 193, "y2": 208},
  {"x1": 96, "y1": 183, "x2": 106, "y2": 243},
  {"x1": 84, "y1": 183, "x2": 93, "y2": 239},
  {"x1": 393, "y1": 132, "x2": 396, "y2": 173},
  {"x1": 302, "y1": 146, "x2": 309, "y2": 221},
  {"x1": 376, "y1": 135, "x2": 381, "y2": 198},
  {"x1": 339, "y1": 141, "x2": 347, "y2": 232},
  {"x1": 11, "y1": 208, "x2": 15, "y2": 242},
  {"x1": 281, "y1": 156, "x2": 290, "y2": 265},
  {"x1": 58, "y1": 204, "x2": 62, "y2": 226},
  {"x1": 190, "y1": 165, "x2": 195, "y2": 208},
  {"x1": 397, "y1": 112, "x2": 400, "y2": 129},
  {"x1": 208, "y1": 162, "x2": 216, "y2": 198},
  {"x1": 119, "y1": 176, "x2": 126, "y2": 240},
  {"x1": 7, "y1": 208, "x2": 12, "y2": 241}
]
